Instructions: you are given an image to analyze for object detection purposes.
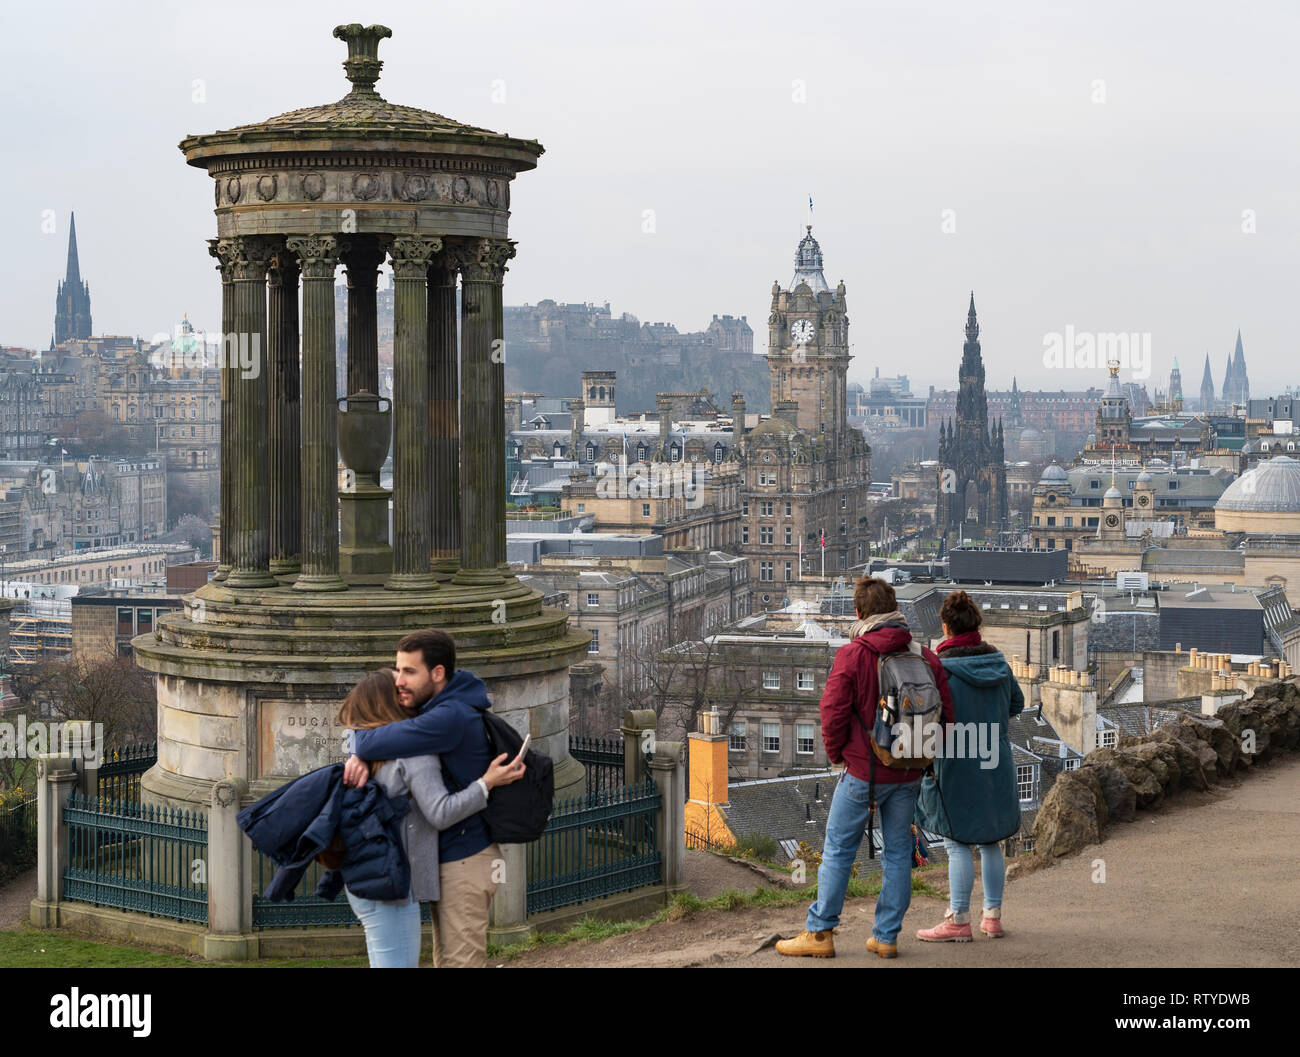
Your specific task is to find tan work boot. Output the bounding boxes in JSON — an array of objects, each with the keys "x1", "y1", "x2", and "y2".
[
  {"x1": 775, "y1": 930, "x2": 836, "y2": 958},
  {"x1": 866, "y1": 935, "x2": 899, "y2": 959}
]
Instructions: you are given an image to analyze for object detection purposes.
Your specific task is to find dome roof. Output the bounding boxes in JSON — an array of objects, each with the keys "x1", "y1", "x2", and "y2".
[
  {"x1": 1216, "y1": 456, "x2": 1300, "y2": 512},
  {"x1": 180, "y1": 24, "x2": 542, "y2": 169},
  {"x1": 1104, "y1": 486, "x2": 1123, "y2": 500},
  {"x1": 1137, "y1": 469, "x2": 1153, "y2": 483},
  {"x1": 1038, "y1": 463, "x2": 1069, "y2": 485}
]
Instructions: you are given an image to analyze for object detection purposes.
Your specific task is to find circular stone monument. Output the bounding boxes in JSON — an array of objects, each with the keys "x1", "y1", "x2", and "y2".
[{"x1": 135, "y1": 24, "x2": 589, "y2": 810}]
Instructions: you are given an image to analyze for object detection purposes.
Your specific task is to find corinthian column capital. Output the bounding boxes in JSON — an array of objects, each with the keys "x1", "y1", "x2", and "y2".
[
  {"x1": 286, "y1": 234, "x2": 340, "y2": 279},
  {"x1": 219, "y1": 235, "x2": 278, "y2": 281},
  {"x1": 453, "y1": 238, "x2": 516, "y2": 283},
  {"x1": 390, "y1": 235, "x2": 443, "y2": 279},
  {"x1": 207, "y1": 239, "x2": 236, "y2": 282}
]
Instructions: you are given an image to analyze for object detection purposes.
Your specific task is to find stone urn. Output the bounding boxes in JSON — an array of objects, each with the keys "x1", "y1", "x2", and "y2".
[{"x1": 338, "y1": 390, "x2": 391, "y2": 487}]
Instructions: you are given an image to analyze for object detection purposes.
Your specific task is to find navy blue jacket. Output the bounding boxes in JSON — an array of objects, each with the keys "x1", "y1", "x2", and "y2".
[
  {"x1": 349, "y1": 670, "x2": 493, "y2": 864},
  {"x1": 237, "y1": 763, "x2": 412, "y2": 903}
]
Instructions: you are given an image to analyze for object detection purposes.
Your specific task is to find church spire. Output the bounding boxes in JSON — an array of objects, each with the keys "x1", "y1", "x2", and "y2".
[
  {"x1": 65, "y1": 211, "x2": 82, "y2": 285},
  {"x1": 965, "y1": 292, "x2": 979, "y2": 345}
]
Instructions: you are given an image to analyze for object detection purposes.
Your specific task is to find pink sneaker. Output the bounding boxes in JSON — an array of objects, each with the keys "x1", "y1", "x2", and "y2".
[
  {"x1": 980, "y1": 908, "x2": 1004, "y2": 938},
  {"x1": 916, "y1": 910, "x2": 972, "y2": 942}
]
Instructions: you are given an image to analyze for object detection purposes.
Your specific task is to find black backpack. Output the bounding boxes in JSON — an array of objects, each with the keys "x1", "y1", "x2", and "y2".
[{"x1": 476, "y1": 710, "x2": 555, "y2": 844}]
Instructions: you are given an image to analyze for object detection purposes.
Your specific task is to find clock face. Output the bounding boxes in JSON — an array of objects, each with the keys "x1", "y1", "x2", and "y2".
[
  {"x1": 790, "y1": 319, "x2": 815, "y2": 346},
  {"x1": 1105, "y1": 513, "x2": 1120, "y2": 528},
  {"x1": 1137, "y1": 494, "x2": 1150, "y2": 507}
]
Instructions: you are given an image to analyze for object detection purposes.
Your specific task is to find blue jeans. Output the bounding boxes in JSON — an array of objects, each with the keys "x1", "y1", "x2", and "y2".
[
  {"x1": 345, "y1": 887, "x2": 421, "y2": 968},
  {"x1": 942, "y1": 839, "x2": 1005, "y2": 913},
  {"x1": 807, "y1": 771, "x2": 921, "y2": 944}
]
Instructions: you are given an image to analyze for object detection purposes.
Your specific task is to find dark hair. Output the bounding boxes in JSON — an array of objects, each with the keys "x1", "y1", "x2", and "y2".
[
  {"x1": 853, "y1": 576, "x2": 897, "y2": 619},
  {"x1": 397, "y1": 629, "x2": 456, "y2": 680},
  {"x1": 940, "y1": 590, "x2": 983, "y2": 636}
]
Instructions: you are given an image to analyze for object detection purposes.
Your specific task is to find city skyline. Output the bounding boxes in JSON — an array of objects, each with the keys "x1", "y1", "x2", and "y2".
[{"x1": 3, "y1": 1, "x2": 1297, "y2": 396}]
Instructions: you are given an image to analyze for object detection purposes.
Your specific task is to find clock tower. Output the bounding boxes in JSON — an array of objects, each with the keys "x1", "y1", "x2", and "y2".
[{"x1": 767, "y1": 226, "x2": 851, "y2": 467}]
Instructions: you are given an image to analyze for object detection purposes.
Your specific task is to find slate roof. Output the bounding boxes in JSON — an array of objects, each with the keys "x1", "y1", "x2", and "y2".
[
  {"x1": 722, "y1": 771, "x2": 949, "y2": 870},
  {"x1": 1096, "y1": 699, "x2": 1201, "y2": 738}
]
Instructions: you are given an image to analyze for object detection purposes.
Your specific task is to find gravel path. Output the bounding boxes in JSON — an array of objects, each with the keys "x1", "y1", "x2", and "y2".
[{"x1": 506, "y1": 754, "x2": 1300, "y2": 968}]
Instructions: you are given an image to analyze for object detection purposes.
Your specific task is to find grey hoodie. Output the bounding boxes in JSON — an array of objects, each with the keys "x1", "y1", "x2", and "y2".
[{"x1": 372, "y1": 755, "x2": 488, "y2": 903}]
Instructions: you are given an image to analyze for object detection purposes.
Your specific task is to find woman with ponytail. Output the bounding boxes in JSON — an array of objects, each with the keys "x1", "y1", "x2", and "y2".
[{"x1": 914, "y1": 590, "x2": 1023, "y2": 942}]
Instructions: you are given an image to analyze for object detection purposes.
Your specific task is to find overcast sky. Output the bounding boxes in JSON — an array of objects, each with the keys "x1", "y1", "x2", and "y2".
[{"x1": 2, "y1": 0, "x2": 1296, "y2": 397}]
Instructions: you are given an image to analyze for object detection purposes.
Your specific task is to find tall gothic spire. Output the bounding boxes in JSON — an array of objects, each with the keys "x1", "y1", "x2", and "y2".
[
  {"x1": 965, "y1": 291, "x2": 979, "y2": 345},
  {"x1": 1199, "y1": 352, "x2": 1215, "y2": 412},
  {"x1": 65, "y1": 212, "x2": 82, "y2": 285},
  {"x1": 53, "y1": 210, "x2": 92, "y2": 345}
]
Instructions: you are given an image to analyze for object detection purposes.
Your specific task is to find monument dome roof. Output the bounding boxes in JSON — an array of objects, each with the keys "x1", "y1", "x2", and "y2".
[
  {"x1": 180, "y1": 24, "x2": 542, "y2": 169},
  {"x1": 1038, "y1": 463, "x2": 1069, "y2": 485}
]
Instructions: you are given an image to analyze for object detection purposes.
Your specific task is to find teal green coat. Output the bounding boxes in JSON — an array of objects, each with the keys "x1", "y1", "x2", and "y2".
[{"x1": 914, "y1": 644, "x2": 1024, "y2": 845}]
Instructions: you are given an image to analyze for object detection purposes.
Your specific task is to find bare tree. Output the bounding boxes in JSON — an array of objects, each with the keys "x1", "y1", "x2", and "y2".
[{"x1": 9, "y1": 655, "x2": 156, "y2": 752}]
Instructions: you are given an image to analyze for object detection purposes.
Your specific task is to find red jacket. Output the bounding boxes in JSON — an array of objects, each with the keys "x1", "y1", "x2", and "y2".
[{"x1": 820, "y1": 622, "x2": 955, "y2": 784}]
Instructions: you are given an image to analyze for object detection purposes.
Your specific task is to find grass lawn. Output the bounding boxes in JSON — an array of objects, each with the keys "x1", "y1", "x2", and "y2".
[{"x1": 0, "y1": 929, "x2": 373, "y2": 968}]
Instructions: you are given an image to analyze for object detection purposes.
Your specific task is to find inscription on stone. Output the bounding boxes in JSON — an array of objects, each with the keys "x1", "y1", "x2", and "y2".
[{"x1": 259, "y1": 698, "x2": 347, "y2": 777}]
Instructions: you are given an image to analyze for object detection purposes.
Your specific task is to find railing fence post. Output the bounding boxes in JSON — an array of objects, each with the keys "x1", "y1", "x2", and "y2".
[
  {"x1": 30, "y1": 754, "x2": 78, "y2": 928},
  {"x1": 203, "y1": 777, "x2": 256, "y2": 961},
  {"x1": 649, "y1": 741, "x2": 685, "y2": 895}
]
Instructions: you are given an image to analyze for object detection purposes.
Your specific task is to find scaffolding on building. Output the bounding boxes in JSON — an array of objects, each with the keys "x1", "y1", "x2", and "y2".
[{"x1": 7, "y1": 599, "x2": 72, "y2": 668}]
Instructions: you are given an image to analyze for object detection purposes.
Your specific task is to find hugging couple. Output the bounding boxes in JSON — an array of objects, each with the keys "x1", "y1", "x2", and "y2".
[{"x1": 241, "y1": 629, "x2": 525, "y2": 968}]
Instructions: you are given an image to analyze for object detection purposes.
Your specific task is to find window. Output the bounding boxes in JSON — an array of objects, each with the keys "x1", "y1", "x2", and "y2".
[
  {"x1": 576, "y1": 503, "x2": 585, "y2": 513},
  {"x1": 759, "y1": 561, "x2": 773, "y2": 581},
  {"x1": 137, "y1": 609, "x2": 153, "y2": 635},
  {"x1": 588, "y1": 630, "x2": 600, "y2": 654},
  {"x1": 797, "y1": 722, "x2": 815, "y2": 755},
  {"x1": 762, "y1": 671, "x2": 780, "y2": 690},
  {"x1": 1099, "y1": 729, "x2": 1117, "y2": 748},
  {"x1": 1063, "y1": 758, "x2": 1080, "y2": 771},
  {"x1": 1064, "y1": 516, "x2": 1072, "y2": 527},
  {"x1": 1046, "y1": 517, "x2": 1055, "y2": 526},
  {"x1": 116, "y1": 607, "x2": 134, "y2": 636},
  {"x1": 729, "y1": 723, "x2": 746, "y2": 751},
  {"x1": 1052, "y1": 629, "x2": 1060, "y2": 660},
  {"x1": 762, "y1": 722, "x2": 780, "y2": 753},
  {"x1": 641, "y1": 503, "x2": 651, "y2": 517},
  {"x1": 742, "y1": 501, "x2": 749, "y2": 516},
  {"x1": 1017, "y1": 765, "x2": 1035, "y2": 802},
  {"x1": 760, "y1": 526, "x2": 773, "y2": 544},
  {"x1": 785, "y1": 526, "x2": 792, "y2": 545},
  {"x1": 784, "y1": 561, "x2": 793, "y2": 581},
  {"x1": 586, "y1": 593, "x2": 599, "y2": 608},
  {"x1": 785, "y1": 501, "x2": 792, "y2": 516},
  {"x1": 797, "y1": 672, "x2": 814, "y2": 691},
  {"x1": 714, "y1": 444, "x2": 724, "y2": 464},
  {"x1": 841, "y1": 496, "x2": 847, "y2": 509}
]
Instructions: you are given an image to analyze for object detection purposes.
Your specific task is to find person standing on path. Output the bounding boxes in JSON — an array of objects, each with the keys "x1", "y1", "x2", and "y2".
[
  {"x1": 914, "y1": 590, "x2": 1023, "y2": 942},
  {"x1": 776, "y1": 576, "x2": 954, "y2": 960}
]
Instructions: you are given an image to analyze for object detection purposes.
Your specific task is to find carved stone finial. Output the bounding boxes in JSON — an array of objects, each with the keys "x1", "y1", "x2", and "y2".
[{"x1": 332, "y1": 23, "x2": 393, "y2": 98}]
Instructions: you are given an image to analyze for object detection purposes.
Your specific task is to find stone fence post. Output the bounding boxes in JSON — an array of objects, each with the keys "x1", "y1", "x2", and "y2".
[
  {"x1": 649, "y1": 740, "x2": 686, "y2": 895},
  {"x1": 203, "y1": 777, "x2": 257, "y2": 960},
  {"x1": 29, "y1": 754, "x2": 78, "y2": 928},
  {"x1": 621, "y1": 708, "x2": 657, "y2": 786},
  {"x1": 488, "y1": 843, "x2": 529, "y2": 952}
]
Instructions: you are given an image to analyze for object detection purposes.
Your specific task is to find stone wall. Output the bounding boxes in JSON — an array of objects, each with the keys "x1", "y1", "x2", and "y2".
[{"x1": 1033, "y1": 679, "x2": 1300, "y2": 858}]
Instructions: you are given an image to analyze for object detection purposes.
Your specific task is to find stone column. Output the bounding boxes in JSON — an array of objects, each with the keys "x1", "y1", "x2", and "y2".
[
  {"x1": 204, "y1": 777, "x2": 257, "y2": 960},
  {"x1": 287, "y1": 235, "x2": 347, "y2": 592},
  {"x1": 267, "y1": 247, "x2": 301, "y2": 575},
  {"x1": 341, "y1": 237, "x2": 386, "y2": 397},
  {"x1": 487, "y1": 844, "x2": 529, "y2": 949},
  {"x1": 386, "y1": 235, "x2": 441, "y2": 591},
  {"x1": 621, "y1": 708, "x2": 657, "y2": 785},
  {"x1": 221, "y1": 235, "x2": 277, "y2": 589},
  {"x1": 30, "y1": 754, "x2": 78, "y2": 928},
  {"x1": 649, "y1": 741, "x2": 686, "y2": 894},
  {"x1": 208, "y1": 240, "x2": 234, "y2": 582},
  {"x1": 427, "y1": 252, "x2": 460, "y2": 579},
  {"x1": 454, "y1": 238, "x2": 515, "y2": 587}
]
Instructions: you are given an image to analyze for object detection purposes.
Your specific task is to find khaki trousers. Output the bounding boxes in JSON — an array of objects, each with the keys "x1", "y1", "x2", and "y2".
[{"x1": 431, "y1": 843, "x2": 501, "y2": 968}]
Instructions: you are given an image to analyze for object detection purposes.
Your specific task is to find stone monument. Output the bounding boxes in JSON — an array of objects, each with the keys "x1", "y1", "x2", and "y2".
[{"x1": 135, "y1": 24, "x2": 589, "y2": 813}]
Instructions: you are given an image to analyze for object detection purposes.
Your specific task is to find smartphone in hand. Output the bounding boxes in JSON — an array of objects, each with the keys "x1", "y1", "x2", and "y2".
[{"x1": 514, "y1": 733, "x2": 531, "y2": 765}]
